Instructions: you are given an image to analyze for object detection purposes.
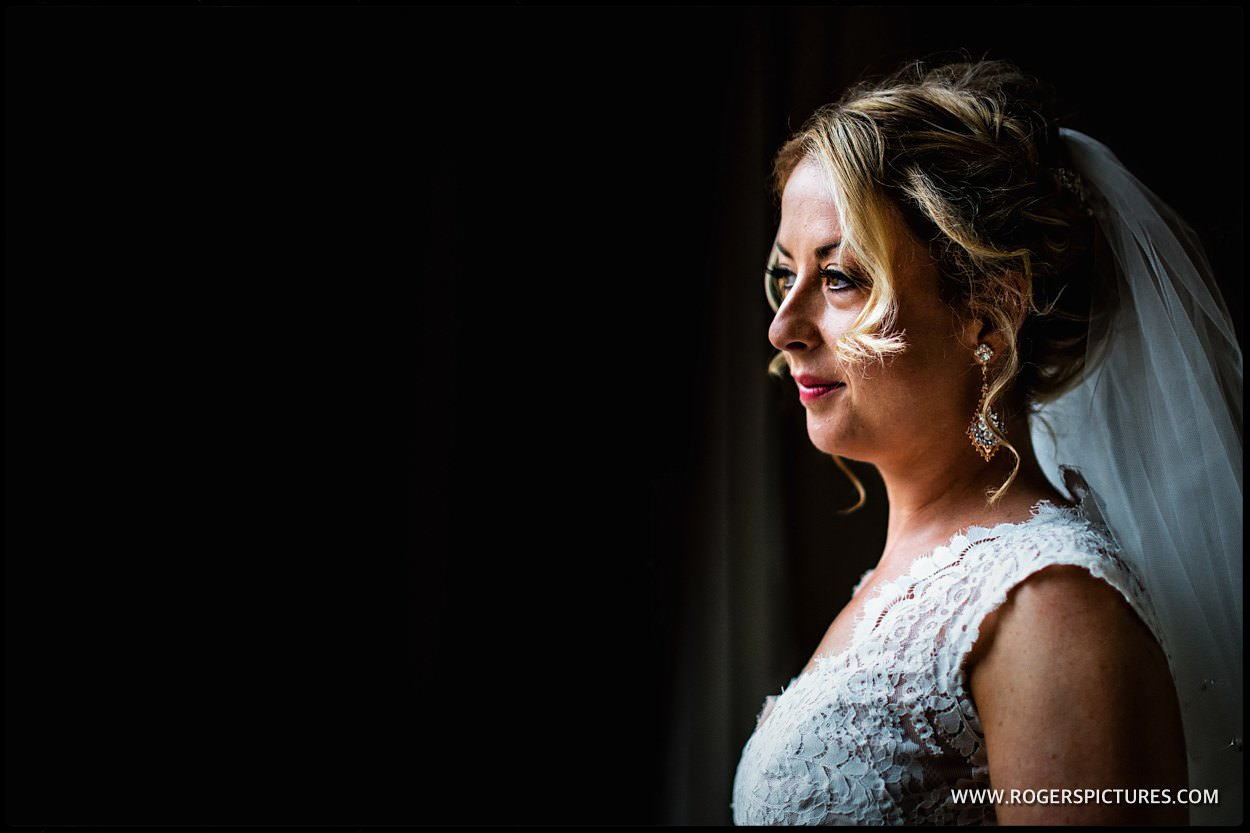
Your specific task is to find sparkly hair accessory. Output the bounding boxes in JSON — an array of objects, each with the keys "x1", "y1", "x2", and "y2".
[{"x1": 1050, "y1": 165, "x2": 1093, "y2": 215}]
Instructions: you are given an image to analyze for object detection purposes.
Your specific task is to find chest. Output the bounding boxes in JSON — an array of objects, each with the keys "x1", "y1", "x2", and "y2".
[
  {"x1": 795, "y1": 543, "x2": 987, "y2": 684},
  {"x1": 735, "y1": 570, "x2": 994, "y2": 825}
]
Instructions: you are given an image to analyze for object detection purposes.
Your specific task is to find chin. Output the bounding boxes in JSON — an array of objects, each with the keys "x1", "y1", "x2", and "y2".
[{"x1": 806, "y1": 429, "x2": 866, "y2": 462}]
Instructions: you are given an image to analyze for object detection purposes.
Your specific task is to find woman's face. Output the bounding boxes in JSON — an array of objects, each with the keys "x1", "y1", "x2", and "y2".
[{"x1": 768, "y1": 157, "x2": 982, "y2": 467}]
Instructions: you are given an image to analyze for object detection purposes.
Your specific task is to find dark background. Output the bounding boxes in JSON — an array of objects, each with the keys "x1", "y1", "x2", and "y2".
[{"x1": 7, "y1": 5, "x2": 1242, "y2": 827}]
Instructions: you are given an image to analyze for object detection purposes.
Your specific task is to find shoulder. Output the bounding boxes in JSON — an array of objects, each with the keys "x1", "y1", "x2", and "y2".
[
  {"x1": 958, "y1": 501, "x2": 1160, "y2": 643},
  {"x1": 961, "y1": 501, "x2": 1165, "y2": 679},
  {"x1": 965, "y1": 561, "x2": 1158, "y2": 674},
  {"x1": 952, "y1": 502, "x2": 1178, "y2": 728},
  {"x1": 965, "y1": 563, "x2": 1188, "y2": 823}
]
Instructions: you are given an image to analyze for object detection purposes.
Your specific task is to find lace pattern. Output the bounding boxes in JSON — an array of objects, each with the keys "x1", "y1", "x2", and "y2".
[{"x1": 730, "y1": 493, "x2": 1164, "y2": 826}]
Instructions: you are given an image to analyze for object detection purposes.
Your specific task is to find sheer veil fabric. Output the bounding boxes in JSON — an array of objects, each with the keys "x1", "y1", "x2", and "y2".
[{"x1": 1031, "y1": 129, "x2": 1243, "y2": 825}]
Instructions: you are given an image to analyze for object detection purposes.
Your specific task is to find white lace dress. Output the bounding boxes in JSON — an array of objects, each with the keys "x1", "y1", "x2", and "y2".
[{"x1": 730, "y1": 487, "x2": 1166, "y2": 825}]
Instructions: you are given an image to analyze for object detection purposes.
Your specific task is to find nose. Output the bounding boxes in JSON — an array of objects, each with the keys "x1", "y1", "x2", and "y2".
[{"x1": 768, "y1": 279, "x2": 822, "y2": 355}]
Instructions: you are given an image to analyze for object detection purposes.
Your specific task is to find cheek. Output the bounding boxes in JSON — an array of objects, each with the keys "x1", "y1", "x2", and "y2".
[
  {"x1": 855, "y1": 336, "x2": 965, "y2": 414},
  {"x1": 815, "y1": 305, "x2": 865, "y2": 349},
  {"x1": 892, "y1": 305, "x2": 964, "y2": 376}
]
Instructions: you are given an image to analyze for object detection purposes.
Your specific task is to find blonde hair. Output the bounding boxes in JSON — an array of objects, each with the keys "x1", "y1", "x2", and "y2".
[{"x1": 767, "y1": 56, "x2": 1100, "y2": 509}]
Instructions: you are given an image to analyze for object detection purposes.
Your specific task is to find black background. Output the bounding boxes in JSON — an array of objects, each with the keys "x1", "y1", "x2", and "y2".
[{"x1": 7, "y1": 5, "x2": 1242, "y2": 827}]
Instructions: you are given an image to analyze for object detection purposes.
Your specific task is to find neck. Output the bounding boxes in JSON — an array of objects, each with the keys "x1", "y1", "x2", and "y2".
[{"x1": 873, "y1": 407, "x2": 1068, "y2": 566}]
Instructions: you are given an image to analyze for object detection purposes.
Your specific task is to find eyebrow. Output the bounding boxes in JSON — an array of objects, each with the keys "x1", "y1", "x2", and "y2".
[{"x1": 775, "y1": 240, "x2": 841, "y2": 259}]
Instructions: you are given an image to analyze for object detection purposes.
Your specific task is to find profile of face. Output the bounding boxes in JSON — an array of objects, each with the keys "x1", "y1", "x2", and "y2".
[{"x1": 767, "y1": 157, "x2": 988, "y2": 467}]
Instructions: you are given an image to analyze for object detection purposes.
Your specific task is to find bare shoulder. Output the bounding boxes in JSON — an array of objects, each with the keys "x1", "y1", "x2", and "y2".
[
  {"x1": 967, "y1": 563, "x2": 1159, "y2": 669},
  {"x1": 974, "y1": 563, "x2": 1138, "y2": 640},
  {"x1": 967, "y1": 564, "x2": 1188, "y2": 824}
]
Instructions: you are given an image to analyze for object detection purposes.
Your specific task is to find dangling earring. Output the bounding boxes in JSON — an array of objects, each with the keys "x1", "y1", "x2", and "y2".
[{"x1": 967, "y1": 343, "x2": 1004, "y2": 462}]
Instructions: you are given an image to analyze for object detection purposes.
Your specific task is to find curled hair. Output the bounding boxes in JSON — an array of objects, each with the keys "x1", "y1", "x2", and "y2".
[{"x1": 766, "y1": 55, "x2": 1102, "y2": 507}]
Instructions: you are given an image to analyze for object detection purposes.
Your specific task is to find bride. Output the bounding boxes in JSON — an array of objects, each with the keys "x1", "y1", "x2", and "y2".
[{"x1": 731, "y1": 58, "x2": 1242, "y2": 825}]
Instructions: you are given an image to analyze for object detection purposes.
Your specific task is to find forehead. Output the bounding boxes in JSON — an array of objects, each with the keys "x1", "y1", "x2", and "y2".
[{"x1": 778, "y1": 158, "x2": 843, "y2": 248}]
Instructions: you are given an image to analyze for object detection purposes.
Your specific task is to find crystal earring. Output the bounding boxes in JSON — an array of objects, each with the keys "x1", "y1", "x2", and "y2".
[{"x1": 967, "y1": 344, "x2": 1004, "y2": 462}]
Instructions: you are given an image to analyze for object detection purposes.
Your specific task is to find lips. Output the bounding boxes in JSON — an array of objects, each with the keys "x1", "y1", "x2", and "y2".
[
  {"x1": 794, "y1": 373, "x2": 846, "y2": 403},
  {"x1": 795, "y1": 374, "x2": 843, "y2": 388}
]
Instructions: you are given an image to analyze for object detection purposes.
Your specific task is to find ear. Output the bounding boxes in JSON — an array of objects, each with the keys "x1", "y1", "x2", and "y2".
[
  {"x1": 971, "y1": 320, "x2": 1011, "y2": 368},
  {"x1": 957, "y1": 315, "x2": 1009, "y2": 364},
  {"x1": 957, "y1": 272, "x2": 1029, "y2": 366}
]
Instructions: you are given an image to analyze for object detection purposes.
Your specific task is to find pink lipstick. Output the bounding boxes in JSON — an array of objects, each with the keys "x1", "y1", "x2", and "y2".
[{"x1": 795, "y1": 374, "x2": 846, "y2": 403}]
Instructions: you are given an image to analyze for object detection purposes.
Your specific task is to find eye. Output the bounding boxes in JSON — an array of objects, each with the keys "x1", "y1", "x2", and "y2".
[
  {"x1": 820, "y1": 266, "x2": 857, "y2": 292},
  {"x1": 766, "y1": 264, "x2": 860, "y2": 306},
  {"x1": 765, "y1": 264, "x2": 796, "y2": 305}
]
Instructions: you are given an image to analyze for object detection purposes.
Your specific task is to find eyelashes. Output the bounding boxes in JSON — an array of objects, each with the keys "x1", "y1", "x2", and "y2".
[{"x1": 766, "y1": 264, "x2": 860, "y2": 304}]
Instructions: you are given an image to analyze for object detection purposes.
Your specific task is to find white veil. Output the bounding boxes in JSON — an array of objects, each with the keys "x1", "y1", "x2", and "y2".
[{"x1": 1031, "y1": 128, "x2": 1243, "y2": 825}]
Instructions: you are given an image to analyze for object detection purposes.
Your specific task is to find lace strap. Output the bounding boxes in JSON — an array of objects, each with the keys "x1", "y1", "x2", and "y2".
[{"x1": 941, "y1": 529, "x2": 1164, "y2": 692}]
